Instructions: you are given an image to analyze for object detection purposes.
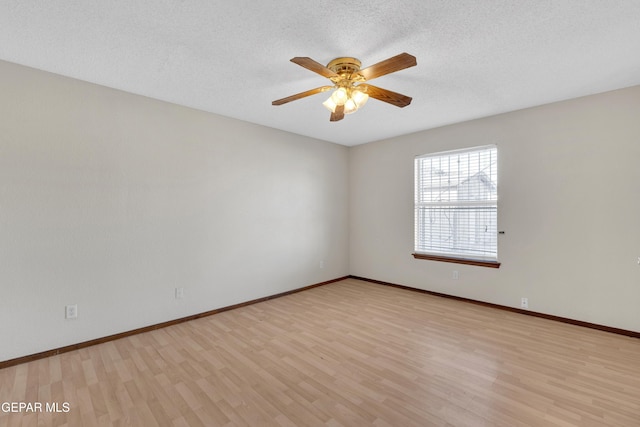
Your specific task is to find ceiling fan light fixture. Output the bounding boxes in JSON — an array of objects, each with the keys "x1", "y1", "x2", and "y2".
[
  {"x1": 344, "y1": 98, "x2": 358, "y2": 114},
  {"x1": 331, "y1": 87, "x2": 348, "y2": 105},
  {"x1": 322, "y1": 96, "x2": 337, "y2": 113},
  {"x1": 324, "y1": 86, "x2": 368, "y2": 114},
  {"x1": 351, "y1": 88, "x2": 369, "y2": 108}
]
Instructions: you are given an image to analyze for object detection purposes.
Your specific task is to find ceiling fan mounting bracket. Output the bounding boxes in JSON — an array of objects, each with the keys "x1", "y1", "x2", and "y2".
[
  {"x1": 327, "y1": 57, "x2": 361, "y2": 74},
  {"x1": 326, "y1": 57, "x2": 365, "y2": 83}
]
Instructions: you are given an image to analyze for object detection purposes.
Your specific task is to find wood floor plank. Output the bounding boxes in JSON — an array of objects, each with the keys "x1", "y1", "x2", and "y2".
[{"x1": 1, "y1": 278, "x2": 639, "y2": 426}]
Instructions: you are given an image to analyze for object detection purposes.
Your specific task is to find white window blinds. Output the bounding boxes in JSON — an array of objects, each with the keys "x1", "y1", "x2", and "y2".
[{"x1": 415, "y1": 145, "x2": 498, "y2": 262}]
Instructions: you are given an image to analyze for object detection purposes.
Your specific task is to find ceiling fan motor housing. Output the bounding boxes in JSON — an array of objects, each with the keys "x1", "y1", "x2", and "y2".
[
  {"x1": 327, "y1": 57, "x2": 361, "y2": 75},
  {"x1": 326, "y1": 57, "x2": 366, "y2": 85}
]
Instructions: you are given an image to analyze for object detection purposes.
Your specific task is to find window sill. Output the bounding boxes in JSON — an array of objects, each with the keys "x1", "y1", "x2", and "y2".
[{"x1": 412, "y1": 253, "x2": 501, "y2": 268}]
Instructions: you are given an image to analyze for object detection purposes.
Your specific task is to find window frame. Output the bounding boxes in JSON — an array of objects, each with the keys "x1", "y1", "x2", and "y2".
[{"x1": 413, "y1": 145, "x2": 500, "y2": 268}]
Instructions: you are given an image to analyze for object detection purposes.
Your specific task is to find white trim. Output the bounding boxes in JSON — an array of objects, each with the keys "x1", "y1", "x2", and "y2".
[
  {"x1": 416, "y1": 200, "x2": 497, "y2": 207},
  {"x1": 415, "y1": 144, "x2": 497, "y2": 159}
]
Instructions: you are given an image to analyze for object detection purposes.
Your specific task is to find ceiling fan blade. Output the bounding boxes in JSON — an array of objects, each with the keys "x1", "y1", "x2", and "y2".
[
  {"x1": 272, "y1": 86, "x2": 334, "y2": 106},
  {"x1": 361, "y1": 84, "x2": 412, "y2": 108},
  {"x1": 357, "y1": 52, "x2": 417, "y2": 81},
  {"x1": 330, "y1": 105, "x2": 345, "y2": 122},
  {"x1": 291, "y1": 57, "x2": 340, "y2": 80}
]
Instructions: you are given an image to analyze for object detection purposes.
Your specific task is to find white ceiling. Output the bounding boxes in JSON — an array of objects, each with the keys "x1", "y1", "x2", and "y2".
[{"x1": 1, "y1": 1, "x2": 640, "y2": 146}]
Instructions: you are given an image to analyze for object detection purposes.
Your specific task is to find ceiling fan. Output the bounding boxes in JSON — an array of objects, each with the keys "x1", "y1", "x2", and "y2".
[{"x1": 272, "y1": 53, "x2": 417, "y2": 122}]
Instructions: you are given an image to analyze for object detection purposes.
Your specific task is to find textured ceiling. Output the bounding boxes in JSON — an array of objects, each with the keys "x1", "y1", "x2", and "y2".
[{"x1": 1, "y1": 1, "x2": 640, "y2": 146}]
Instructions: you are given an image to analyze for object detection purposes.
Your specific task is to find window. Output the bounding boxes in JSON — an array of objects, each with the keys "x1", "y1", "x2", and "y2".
[{"x1": 414, "y1": 145, "x2": 499, "y2": 267}]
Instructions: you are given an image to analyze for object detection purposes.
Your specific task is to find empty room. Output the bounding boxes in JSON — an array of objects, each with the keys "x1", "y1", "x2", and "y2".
[{"x1": 1, "y1": 1, "x2": 640, "y2": 426}]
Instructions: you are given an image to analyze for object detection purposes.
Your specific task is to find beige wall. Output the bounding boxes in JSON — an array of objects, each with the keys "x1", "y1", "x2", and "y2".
[
  {"x1": 349, "y1": 85, "x2": 640, "y2": 332},
  {"x1": 0, "y1": 60, "x2": 350, "y2": 362},
  {"x1": 2, "y1": 57, "x2": 638, "y2": 363}
]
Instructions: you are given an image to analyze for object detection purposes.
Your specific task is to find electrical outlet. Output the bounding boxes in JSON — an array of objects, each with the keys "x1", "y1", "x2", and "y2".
[
  {"x1": 452, "y1": 270, "x2": 459, "y2": 280},
  {"x1": 521, "y1": 297, "x2": 528, "y2": 309},
  {"x1": 320, "y1": 260, "x2": 325, "y2": 269},
  {"x1": 175, "y1": 287, "x2": 184, "y2": 299},
  {"x1": 65, "y1": 304, "x2": 78, "y2": 319}
]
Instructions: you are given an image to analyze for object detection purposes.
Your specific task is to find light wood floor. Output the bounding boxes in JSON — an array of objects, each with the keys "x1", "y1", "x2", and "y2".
[{"x1": 1, "y1": 278, "x2": 639, "y2": 426}]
